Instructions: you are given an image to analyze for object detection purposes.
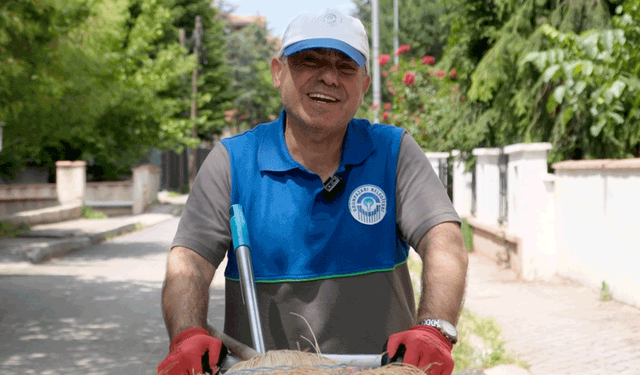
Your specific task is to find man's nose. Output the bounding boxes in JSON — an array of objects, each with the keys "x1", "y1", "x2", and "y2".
[{"x1": 317, "y1": 65, "x2": 340, "y2": 87}]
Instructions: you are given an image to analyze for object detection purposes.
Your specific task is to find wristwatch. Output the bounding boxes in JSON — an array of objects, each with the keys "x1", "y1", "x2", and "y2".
[{"x1": 418, "y1": 318, "x2": 458, "y2": 344}]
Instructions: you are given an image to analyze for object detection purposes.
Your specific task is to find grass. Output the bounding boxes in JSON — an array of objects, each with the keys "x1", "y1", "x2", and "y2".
[
  {"x1": 600, "y1": 281, "x2": 613, "y2": 301},
  {"x1": 167, "y1": 190, "x2": 181, "y2": 198},
  {"x1": 461, "y1": 218, "x2": 474, "y2": 251},
  {"x1": 407, "y1": 253, "x2": 524, "y2": 372},
  {"x1": 0, "y1": 221, "x2": 30, "y2": 238},
  {"x1": 82, "y1": 206, "x2": 108, "y2": 219},
  {"x1": 453, "y1": 308, "x2": 525, "y2": 371}
]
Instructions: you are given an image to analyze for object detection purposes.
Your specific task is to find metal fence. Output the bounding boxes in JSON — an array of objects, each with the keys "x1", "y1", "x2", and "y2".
[
  {"x1": 437, "y1": 157, "x2": 453, "y2": 201},
  {"x1": 498, "y1": 148, "x2": 508, "y2": 224},
  {"x1": 161, "y1": 147, "x2": 212, "y2": 192}
]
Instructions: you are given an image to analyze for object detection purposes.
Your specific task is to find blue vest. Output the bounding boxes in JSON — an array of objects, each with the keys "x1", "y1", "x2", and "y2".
[{"x1": 220, "y1": 111, "x2": 409, "y2": 282}]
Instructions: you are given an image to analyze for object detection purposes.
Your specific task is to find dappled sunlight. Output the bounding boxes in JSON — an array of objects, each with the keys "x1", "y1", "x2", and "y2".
[
  {"x1": 0, "y1": 215, "x2": 229, "y2": 374},
  {"x1": 1, "y1": 273, "x2": 227, "y2": 375}
]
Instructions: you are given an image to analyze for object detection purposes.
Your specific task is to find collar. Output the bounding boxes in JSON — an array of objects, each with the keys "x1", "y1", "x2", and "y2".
[{"x1": 258, "y1": 110, "x2": 374, "y2": 173}]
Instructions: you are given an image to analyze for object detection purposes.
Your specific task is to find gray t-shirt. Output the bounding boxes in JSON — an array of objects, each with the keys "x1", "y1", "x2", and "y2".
[{"x1": 172, "y1": 130, "x2": 460, "y2": 354}]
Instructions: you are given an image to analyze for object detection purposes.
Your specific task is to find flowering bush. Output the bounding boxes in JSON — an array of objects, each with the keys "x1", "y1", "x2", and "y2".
[{"x1": 365, "y1": 48, "x2": 461, "y2": 151}]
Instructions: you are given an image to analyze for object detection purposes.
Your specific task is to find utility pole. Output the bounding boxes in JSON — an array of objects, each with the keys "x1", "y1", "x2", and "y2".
[
  {"x1": 372, "y1": 0, "x2": 381, "y2": 123},
  {"x1": 393, "y1": 0, "x2": 399, "y2": 65},
  {"x1": 178, "y1": 28, "x2": 189, "y2": 191},
  {"x1": 189, "y1": 15, "x2": 202, "y2": 187}
]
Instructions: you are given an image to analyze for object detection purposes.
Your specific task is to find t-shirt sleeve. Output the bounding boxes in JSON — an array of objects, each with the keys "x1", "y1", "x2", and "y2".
[
  {"x1": 171, "y1": 142, "x2": 232, "y2": 267},
  {"x1": 396, "y1": 131, "x2": 461, "y2": 249}
]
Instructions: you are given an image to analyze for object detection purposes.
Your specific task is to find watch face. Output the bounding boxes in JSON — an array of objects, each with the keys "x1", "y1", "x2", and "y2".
[{"x1": 441, "y1": 320, "x2": 458, "y2": 338}]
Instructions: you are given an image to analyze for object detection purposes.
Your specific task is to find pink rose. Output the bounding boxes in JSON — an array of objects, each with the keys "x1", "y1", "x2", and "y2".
[
  {"x1": 421, "y1": 55, "x2": 435, "y2": 65},
  {"x1": 394, "y1": 44, "x2": 411, "y2": 56},
  {"x1": 379, "y1": 54, "x2": 390, "y2": 66},
  {"x1": 402, "y1": 72, "x2": 416, "y2": 85}
]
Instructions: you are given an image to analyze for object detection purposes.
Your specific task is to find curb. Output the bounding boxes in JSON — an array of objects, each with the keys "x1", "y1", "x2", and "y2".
[
  {"x1": 20, "y1": 222, "x2": 138, "y2": 264},
  {"x1": 454, "y1": 365, "x2": 530, "y2": 375}
]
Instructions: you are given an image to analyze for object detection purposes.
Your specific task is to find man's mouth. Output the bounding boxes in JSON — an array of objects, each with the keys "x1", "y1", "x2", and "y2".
[{"x1": 308, "y1": 93, "x2": 339, "y2": 103}]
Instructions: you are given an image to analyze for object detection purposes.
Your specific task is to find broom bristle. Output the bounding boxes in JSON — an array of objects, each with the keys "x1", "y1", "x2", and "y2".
[{"x1": 216, "y1": 350, "x2": 431, "y2": 375}]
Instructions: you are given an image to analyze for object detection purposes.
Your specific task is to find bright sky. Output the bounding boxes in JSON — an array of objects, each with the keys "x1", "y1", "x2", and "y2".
[{"x1": 226, "y1": 0, "x2": 357, "y2": 37}]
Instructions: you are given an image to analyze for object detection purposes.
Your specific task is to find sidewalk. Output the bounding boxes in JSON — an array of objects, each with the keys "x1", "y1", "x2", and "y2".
[
  {"x1": 464, "y1": 252, "x2": 640, "y2": 375},
  {"x1": 0, "y1": 197, "x2": 182, "y2": 264}
]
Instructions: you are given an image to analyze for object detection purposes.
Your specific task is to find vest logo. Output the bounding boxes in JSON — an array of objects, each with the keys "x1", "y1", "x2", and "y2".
[{"x1": 349, "y1": 184, "x2": 387, "y2": 225}]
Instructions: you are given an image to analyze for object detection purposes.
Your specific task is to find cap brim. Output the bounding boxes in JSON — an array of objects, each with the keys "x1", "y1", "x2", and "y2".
[{"x1": 283, "y1": 38, "x2": 366, "y2": 67}]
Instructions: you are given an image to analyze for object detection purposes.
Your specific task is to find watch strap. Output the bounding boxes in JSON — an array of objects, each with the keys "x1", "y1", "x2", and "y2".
[{"x1": 417, "y1": 318, "x2": 458, "y2": 344}]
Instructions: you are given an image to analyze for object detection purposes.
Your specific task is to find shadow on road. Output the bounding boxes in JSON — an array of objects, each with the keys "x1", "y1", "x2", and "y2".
[
  {"x1": 0, "y1": 274, "x2": 225, "y2": 375},
  {"x1": 0, "y1": 218, "x2": 226, "y2": 375}
]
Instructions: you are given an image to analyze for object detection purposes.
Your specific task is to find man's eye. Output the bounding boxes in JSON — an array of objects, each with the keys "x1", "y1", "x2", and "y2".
[
  {"x1": 339, "y1": 64, "x2": 357, "y2": 74},
  {"x1": 303, "y1": 57, "x2": 319, "y2": 66}
]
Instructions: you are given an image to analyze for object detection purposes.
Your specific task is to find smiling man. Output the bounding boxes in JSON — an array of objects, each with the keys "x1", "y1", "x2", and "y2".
[{"x1": 158, "y1": 8, "x2": 468, "y2": 375}]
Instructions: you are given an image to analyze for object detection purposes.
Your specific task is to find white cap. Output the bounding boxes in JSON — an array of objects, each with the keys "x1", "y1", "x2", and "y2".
[{"x1": 279, "y1": 8, "x2": 370, "y2": 71}]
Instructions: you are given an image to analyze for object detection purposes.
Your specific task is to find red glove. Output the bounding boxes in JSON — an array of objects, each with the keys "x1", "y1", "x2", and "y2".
[
  {"x1": 383, "y1": 325, "x2": 454, "y2": 375},
  {"x1": 157, "y1": 327, "x2": 227, "y2": 375}
]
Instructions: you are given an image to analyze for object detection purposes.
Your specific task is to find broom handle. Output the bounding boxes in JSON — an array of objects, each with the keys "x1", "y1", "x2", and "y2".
[
  {"x1": 208, "y1": 324, "x2": 259, "y2": 361},
  {"x1": 212, "y1": 324, "x2": 384, "y2": 369},
  {"x1": 230, "y1": 204, "x2": 266, "y2": 354}
]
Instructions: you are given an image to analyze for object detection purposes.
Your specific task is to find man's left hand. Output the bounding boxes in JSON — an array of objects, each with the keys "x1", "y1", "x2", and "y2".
[{"x1": 383, "y1": 325, "x2": 454, "y2": 375}]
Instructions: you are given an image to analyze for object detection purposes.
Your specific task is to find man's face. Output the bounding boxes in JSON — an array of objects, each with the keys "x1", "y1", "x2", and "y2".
[{"x1": 271, "y1": 48, "x2": 371, "y2": 134}]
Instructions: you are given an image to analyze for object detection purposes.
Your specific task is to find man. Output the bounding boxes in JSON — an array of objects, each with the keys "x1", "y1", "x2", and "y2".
[{"x1": 157, "y1": 8, "x2": 468, "y2": 375}]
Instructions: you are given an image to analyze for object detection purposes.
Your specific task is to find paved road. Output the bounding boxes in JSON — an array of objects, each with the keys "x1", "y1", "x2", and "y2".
[
  {"x1": 0, "y1": 217, "x2": 226, "y2": 375},
  {"x1": 464, "y1": 253, "x2": 640, "y2": 375}
]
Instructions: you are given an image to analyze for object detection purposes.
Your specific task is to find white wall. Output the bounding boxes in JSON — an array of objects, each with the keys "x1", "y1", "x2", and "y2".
[
  {"x1": 85, "y1": 181, "x2": 133, "y2": 202},
  {"x1": 451, "y1": 150, "x2": 472, "y2": 217},
  {"x1": 504, "y1": 143, "x2": 556, "y2": 280},
  {"x1": 55, "y1": 161, "x2": 86, "y2": 205},
  {"x1": 132, "y1": 165, "x2": 160, "y2": 215},
  {"x1": 455, "y1": 145, "x2": 640, "y2": 308},
  {"x1": 472, "y1": 148, "x2": 501, "y2": 224},
  {"x1": 553, "y1": 159, "x2": 640, "y2": 308}
]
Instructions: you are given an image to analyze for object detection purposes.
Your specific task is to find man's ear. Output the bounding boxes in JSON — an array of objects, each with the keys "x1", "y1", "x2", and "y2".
[
  {"x1": 360, "y1": 74, "x2": 372, "y2": 106},
  {"x1": 271, "y1": 57, "x2": 284, "y2": 89}
]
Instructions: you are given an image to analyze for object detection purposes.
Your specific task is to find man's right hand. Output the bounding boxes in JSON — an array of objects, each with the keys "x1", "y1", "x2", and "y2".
[{"x1": 157, "y1": 327, "x2": 227, "y2": 375}]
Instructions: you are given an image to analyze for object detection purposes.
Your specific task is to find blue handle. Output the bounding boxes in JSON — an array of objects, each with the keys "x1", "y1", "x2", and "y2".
[{"x1": 229, "y1": 204, "x2": 251, "y2": 251}]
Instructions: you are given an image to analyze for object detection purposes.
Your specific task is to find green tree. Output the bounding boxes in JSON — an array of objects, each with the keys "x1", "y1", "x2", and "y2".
[
  {"x1": 223, "y1": 21, "x2": 281, "y2": 130},
  {"x1": 0, "y1": 0, "x2": 101, "y2": 179},
  {"x1": 520, "y1": 0, "x2": 640, "y2": 161},
  {"x1": 358, "y1": 0, "x2": 640, "y2": 163},
  {"x1": 64, "y1": 0, "x2": 199, "y2": 180},
  {"x1": 405, "y1": 0, "x2": 628, "y2": 162},
  {"x1": 0, "y1": 0, "x2": 232, "y2": 181},
  {"x1": 352, "y1": 0, "x2": 447, "y2": 59},
  {"x1": 170, "y1": 0, "x2": 235, "y2": 141}
]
